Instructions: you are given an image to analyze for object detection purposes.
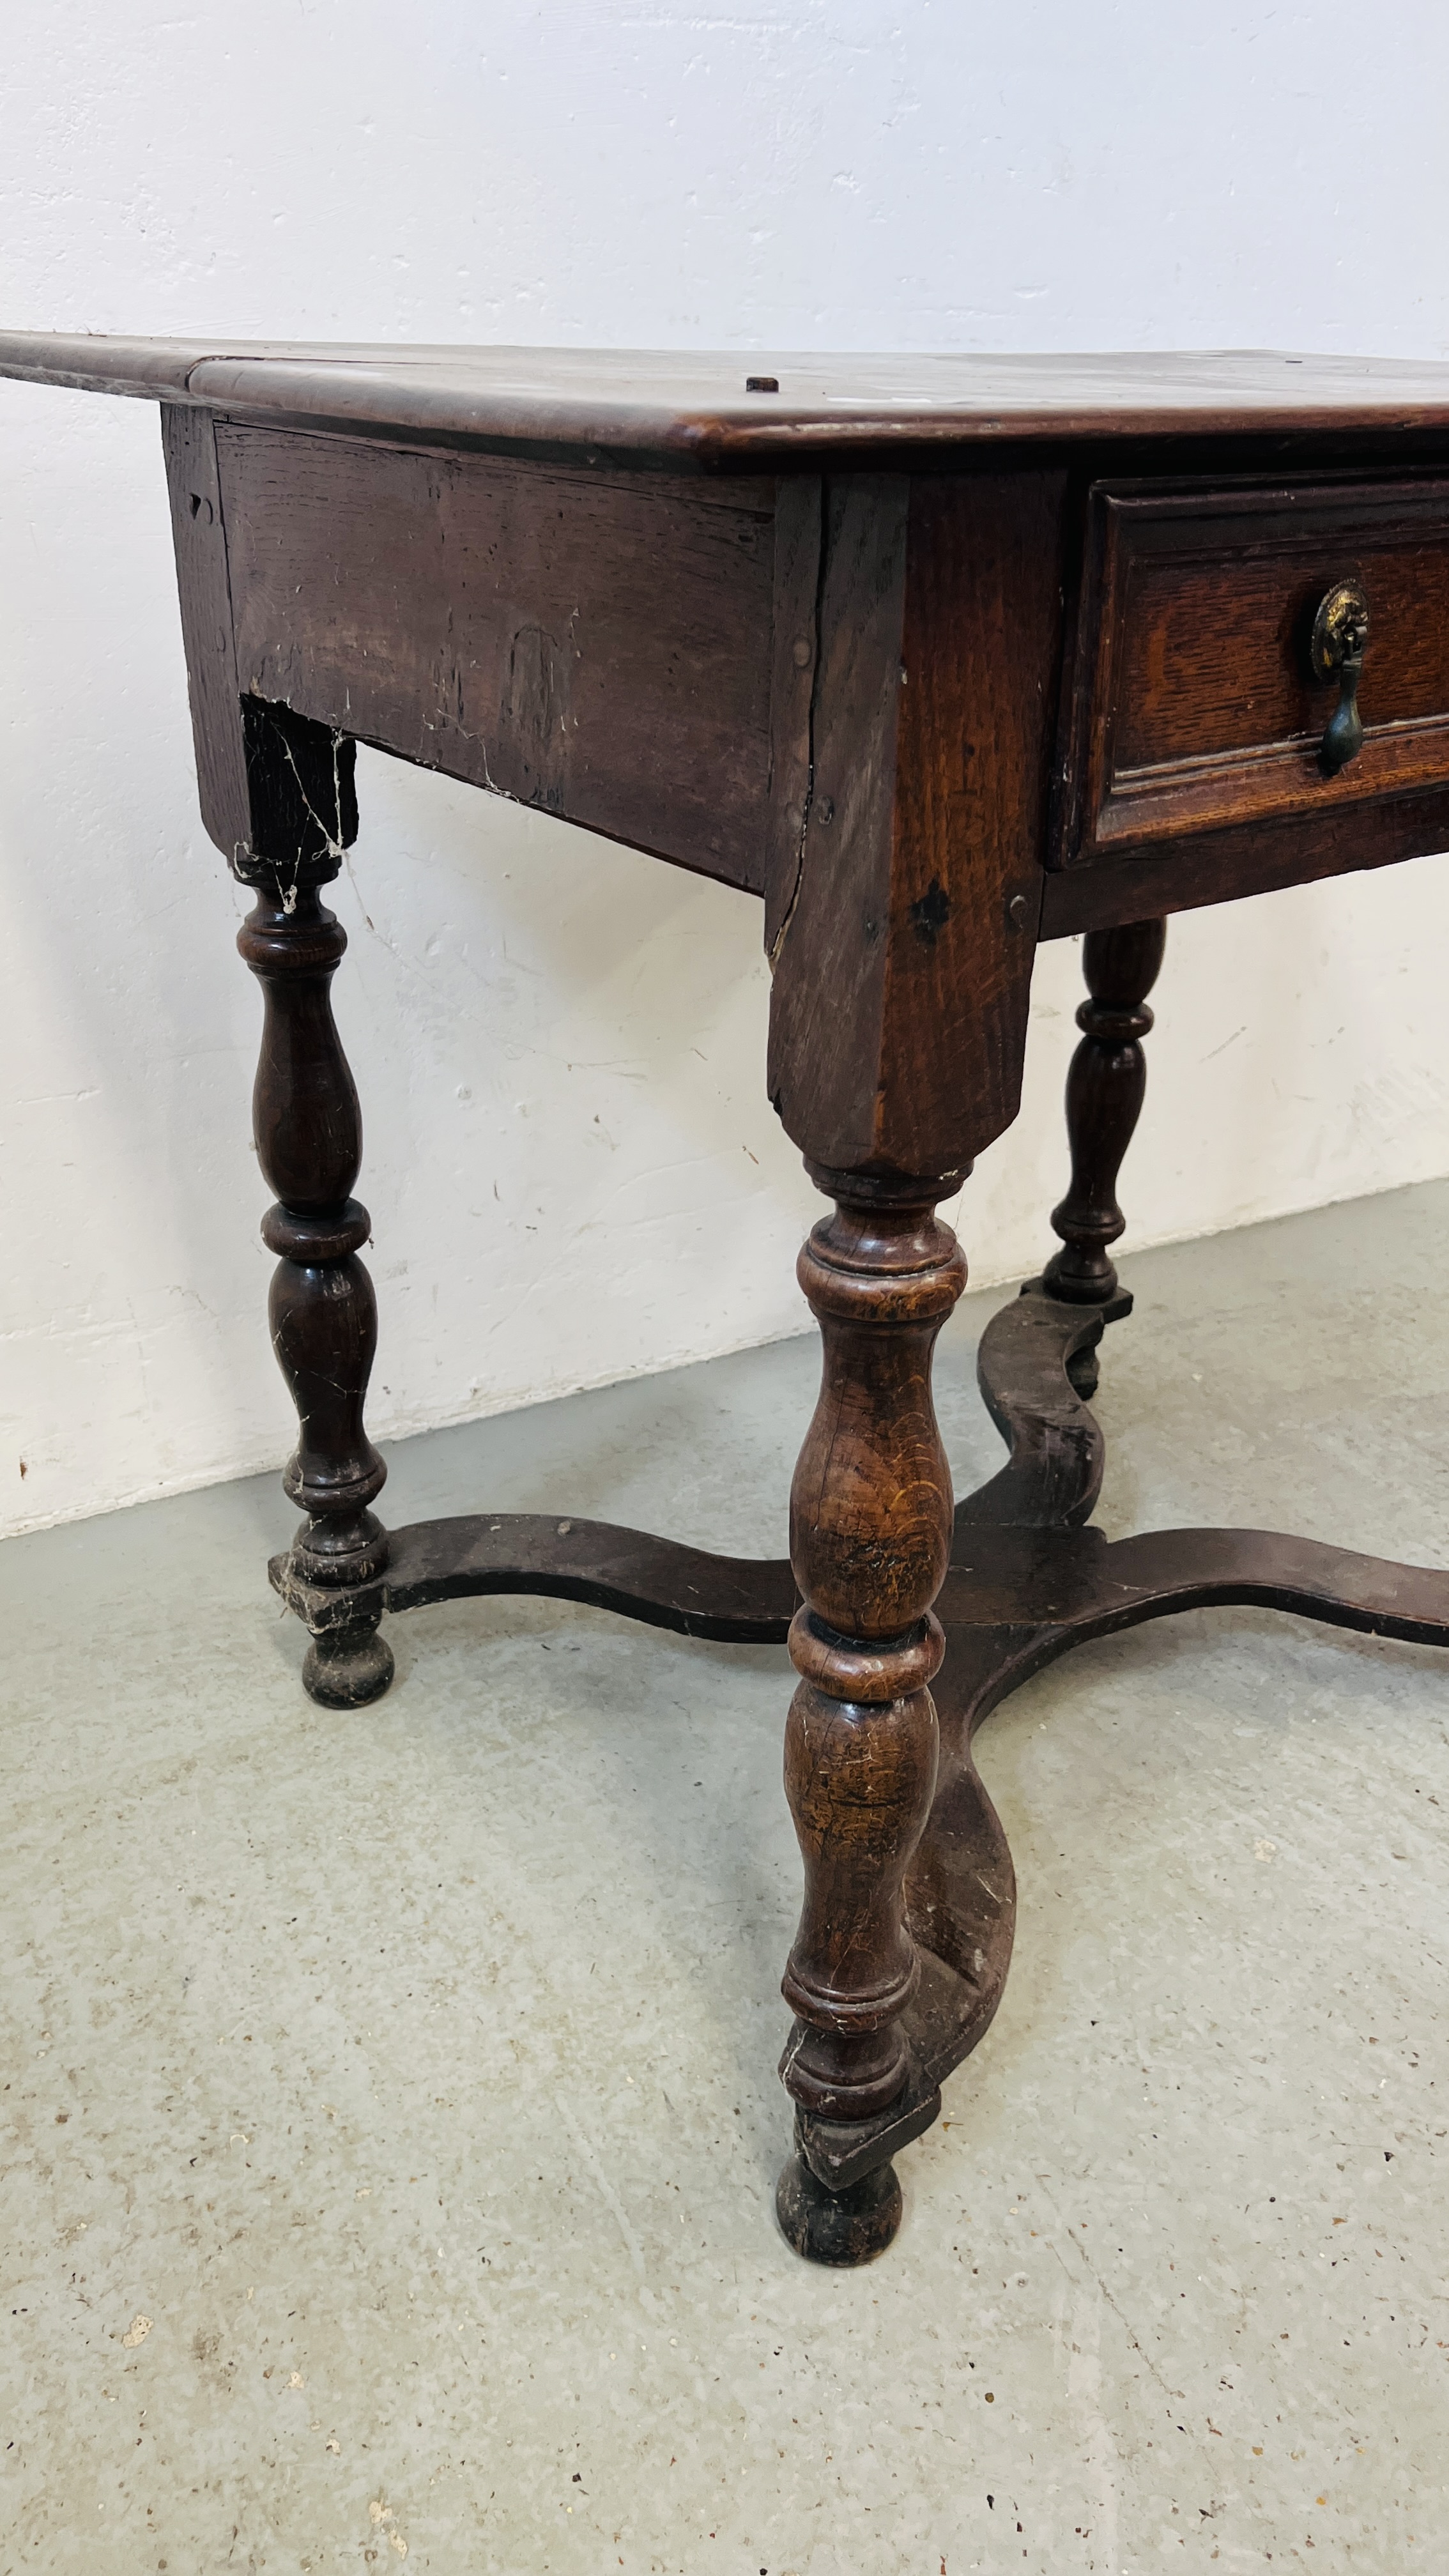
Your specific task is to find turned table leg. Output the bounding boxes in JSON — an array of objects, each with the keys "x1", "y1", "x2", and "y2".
[
  {"x1": 776, "y1": 1169, "x2": 968, "y2": 2263},
  {"x1": 238, "y1": 884, "x2": 393, "y2": 1708},
  {"x1": 1042, "y1": 919, "x2": 1167, "y2": 1395}
]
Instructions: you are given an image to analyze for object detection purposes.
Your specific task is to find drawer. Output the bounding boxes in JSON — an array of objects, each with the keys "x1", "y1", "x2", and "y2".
[{"x1": 1053, "y1": 475, "x2": 1449, "y2": 868}]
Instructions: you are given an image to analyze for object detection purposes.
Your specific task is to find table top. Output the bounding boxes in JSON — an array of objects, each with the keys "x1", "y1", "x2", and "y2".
[{"x1": 5, "y1": 334, "x2": 1449, "y2": 462}]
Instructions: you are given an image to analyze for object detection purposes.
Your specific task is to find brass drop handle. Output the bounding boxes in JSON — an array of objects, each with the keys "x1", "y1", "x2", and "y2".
[{"x1": 1310, "y1": 579, "x2": 1370, "y2": 775}]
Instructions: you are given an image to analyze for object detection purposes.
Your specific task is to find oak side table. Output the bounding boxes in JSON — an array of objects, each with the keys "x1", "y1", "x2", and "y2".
[{"x1": 6, "y1": 337, "x2": 1449, "y2": 2266}]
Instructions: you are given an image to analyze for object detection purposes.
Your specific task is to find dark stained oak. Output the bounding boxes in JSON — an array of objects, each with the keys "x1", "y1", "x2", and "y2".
[
  {"x1": 135, "y1": 356, "x2": 1449, "y2": 966},
  {"x1": 273, "y1": 1508, "x2": 797, "y2": 1644},
  {"x1": 791, "y1": 1296, "x2": 1449, "y2": 2198},
  {"x1": 163, "y1": 411, "x2": 367, "y2": 880},
  {"x1": 234, "y1": 726, "x2": 393, "y2": 1711},
  {"x1": 6, "y1": 334, "x2": 1449, "y2": 2270},
  {"x1": 162, "y1": 406, "x2": 253, "y2": 870},
  {"x1": 13, "y1": 335, "x2": 1449, "y2": 457},
  {"x1": 1055, "y1": 475, "x2": 1449, "y2": 875},
  {"x1": 1038, "y1": 787, "x2": 1449, "y2": 937},
  {"x1": 775, "y1": 1181, "x2": 967, "y2": 2260},
  {"x1": 766, "y1": 471, "x2": 1064, "y2": 1176},
  {"x1": 1041, "y1": 919, "x2": 1168, "y2": 1343},
  {"x1": 261, "y1": 1280, "x2": 1449, "y2": 2220},
  {"x1": 957, "y1": 1282, "x2": 1131, "y2": 1531},
  {"x1": 217, "y1": 425, "x2": 784, "y2": 894}
]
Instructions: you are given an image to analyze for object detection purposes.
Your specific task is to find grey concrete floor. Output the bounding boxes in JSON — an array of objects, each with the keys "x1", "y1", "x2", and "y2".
[{"x1": 3, "y1": 1182, "x2": 1448, "y2": 2575}]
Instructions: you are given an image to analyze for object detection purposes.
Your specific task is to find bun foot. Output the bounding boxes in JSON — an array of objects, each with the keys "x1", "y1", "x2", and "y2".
[
  {"x1": 776, "y1": 2150, "x2": 903, "y2": 2266},
  {"x1": 302, "y1": 1622, "x2": 395, "y2": 1708}
]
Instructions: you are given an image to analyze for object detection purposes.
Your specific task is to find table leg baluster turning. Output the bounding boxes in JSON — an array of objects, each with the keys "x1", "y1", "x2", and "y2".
[
  {"x1": 236, "y1": 715, "x2": 394, "y2": 1711},
  {"x1": 1042, "y1": 918, "x2": 1167, "y2": 1400},
  {"x1": 775, "y1": 1177, "x2": 967, "y2": 2262}
]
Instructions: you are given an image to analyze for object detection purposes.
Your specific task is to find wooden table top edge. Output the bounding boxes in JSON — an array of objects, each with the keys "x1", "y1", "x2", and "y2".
[{"x1": 6, "y1": 332, "x2": 1449, "y2": 461}]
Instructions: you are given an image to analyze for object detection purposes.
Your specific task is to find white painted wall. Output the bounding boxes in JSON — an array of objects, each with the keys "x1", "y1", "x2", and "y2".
[{"x1": 3, "y1": 3, "x2": 1448, "y2": 1538}]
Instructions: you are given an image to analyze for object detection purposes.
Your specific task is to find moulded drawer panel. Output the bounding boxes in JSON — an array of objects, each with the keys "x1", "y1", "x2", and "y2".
[{"x1": 1053, "y1": 475, "x2": 1449, "y2": 867}]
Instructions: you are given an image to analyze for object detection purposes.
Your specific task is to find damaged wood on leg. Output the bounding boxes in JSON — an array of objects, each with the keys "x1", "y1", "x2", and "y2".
[{"x1": 234, "y1": 712, "x2": 392, "y2": 1708}]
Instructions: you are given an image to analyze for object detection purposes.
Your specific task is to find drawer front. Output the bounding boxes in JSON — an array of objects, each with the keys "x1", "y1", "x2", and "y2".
[{"x1": 1054, "y1": 475, "x2": 1449, "y2": 867}]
